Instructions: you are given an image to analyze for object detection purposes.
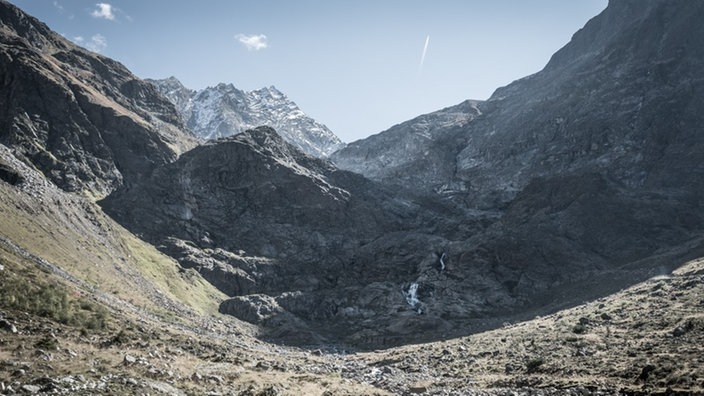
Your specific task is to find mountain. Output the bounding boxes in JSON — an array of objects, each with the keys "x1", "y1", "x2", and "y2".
[
  {"x1": 1, "y1": 0, "x2": 704, "y2": 394},
  {"x1": 330, "y1": 100, "x2": 482, "y2": 194},
  {"x1": 0, "y1": 1, "x2": 196, "y2": 198},
  {"x1": 148, "y1": 77, "x2": 345, "y2": 157},
  {"x1": 332, "y1": 0, "x2": 704, "y2": 268},
  {"x1": 101, "y1": 126, "x2": 484, "y2": 346},
  {"x1": 317, "y1": 0, "x2": 704, "y2": 340},
  {"x1": 332, "y1": 0, "x2": 704, "y2": 209}
]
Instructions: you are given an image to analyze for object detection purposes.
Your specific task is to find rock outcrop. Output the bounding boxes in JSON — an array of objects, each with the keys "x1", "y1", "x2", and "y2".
[{"x1": 331, "y1": 100, "x2": 482, "y2": 193}]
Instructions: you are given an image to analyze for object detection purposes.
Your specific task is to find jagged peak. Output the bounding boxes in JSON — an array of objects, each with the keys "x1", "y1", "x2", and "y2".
[
  {"x1": 249, "y1": 85, "x2": 286, "y2": 100},
  {"x1": 163, "y1": 75, "x2": 183, "y2": 85},
  {"x1": 213, "y1": 82, "x2": 238, "y2": 91}
]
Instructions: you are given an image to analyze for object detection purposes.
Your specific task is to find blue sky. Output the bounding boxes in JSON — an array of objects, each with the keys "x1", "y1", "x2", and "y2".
[{"x1": 11, "y1": 1, "x2": 607, "y2": 142}]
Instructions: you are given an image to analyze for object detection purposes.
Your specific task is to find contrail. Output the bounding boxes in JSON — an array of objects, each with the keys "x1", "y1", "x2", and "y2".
[{"x1": 418, "y1": 35, "x2": 430, "y2": 75}]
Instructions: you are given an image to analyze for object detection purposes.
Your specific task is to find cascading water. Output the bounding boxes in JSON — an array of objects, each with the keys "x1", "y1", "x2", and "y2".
[{"x1": 404, "y1": 283, "x2": 422, "y2": 314}]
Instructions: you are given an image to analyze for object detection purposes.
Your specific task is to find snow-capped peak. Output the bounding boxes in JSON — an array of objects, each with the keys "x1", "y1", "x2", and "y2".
[{"x1": 149, "y1": 78, "x2": 345, "y2": 157}]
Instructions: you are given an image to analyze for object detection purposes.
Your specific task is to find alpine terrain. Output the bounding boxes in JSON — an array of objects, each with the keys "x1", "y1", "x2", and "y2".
[
  {"x1": 1, "y1": 0, "x2": 703, "y2": 395},
  {"x1": 148, "y1": 77, "x2": 345, "y2": 157}
]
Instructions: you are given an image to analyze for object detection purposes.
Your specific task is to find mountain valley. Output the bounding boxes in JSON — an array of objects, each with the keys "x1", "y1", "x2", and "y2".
[{"x1": 1, "y1": 0, "x2": 703, "y2": 394}]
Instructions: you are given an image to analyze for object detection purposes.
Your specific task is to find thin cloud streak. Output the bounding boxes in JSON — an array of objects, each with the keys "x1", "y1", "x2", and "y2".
[{"x1": 418, "y1": 35, "x2": 430, "y2": 75}]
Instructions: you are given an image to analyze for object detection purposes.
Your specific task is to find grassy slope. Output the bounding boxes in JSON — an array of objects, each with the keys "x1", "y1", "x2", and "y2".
[{"x1": 0, "y1": 168, "x2": 225, "y2": 319}]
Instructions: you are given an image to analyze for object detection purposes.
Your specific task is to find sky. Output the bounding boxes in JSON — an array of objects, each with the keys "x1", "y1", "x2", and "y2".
[{"x1": 10, "y1": 0, "x2": 607, "y2": 143}]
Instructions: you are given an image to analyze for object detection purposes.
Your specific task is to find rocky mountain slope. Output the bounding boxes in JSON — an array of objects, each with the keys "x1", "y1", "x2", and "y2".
[
  {"x1": 332, "y1": 0, "x2": 704, "y2": 209},
  {"x1": 101, "y1": 126, "x2": 485, "y2": 347},
  {"x1": 149, "y1": 77, "x2": 345, "y2": 157},
  {"x1": 1, "y1": 0, "x2": 704, "y2": 394},
  {"x1": 0, "y1": 1, "x2": 196, "y2": 198},
  {"x1": 102, "y1": 0, "x2": 704, "y2": 349},
  {"x1": 331, "y1": 100, "x2": 482, "y2": 193}
]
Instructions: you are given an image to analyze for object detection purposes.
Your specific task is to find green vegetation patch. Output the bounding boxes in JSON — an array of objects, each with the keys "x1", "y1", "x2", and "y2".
[{"x1": 0, "y1": 249, "x2": 110, "y2": 331}]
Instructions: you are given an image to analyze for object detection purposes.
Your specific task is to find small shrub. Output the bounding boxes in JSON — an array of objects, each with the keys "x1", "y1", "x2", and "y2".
[
  {"x1": 35, "y1": 336, "x2": 59, "y2": 351},
  {"x1": 106, "y1": 329, "x2": 129, "y2": 347},
  {"x1": 572, "y1": 324, "x2": 587, "y2": 334},
  {"x1": 526, "y1": 357, "x2": 545, "y2": 373}
]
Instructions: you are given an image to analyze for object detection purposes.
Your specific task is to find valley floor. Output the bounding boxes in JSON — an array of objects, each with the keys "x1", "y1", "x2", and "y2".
[{"x1": 1, "y1": 235, "x2": 702, "y2": 395}]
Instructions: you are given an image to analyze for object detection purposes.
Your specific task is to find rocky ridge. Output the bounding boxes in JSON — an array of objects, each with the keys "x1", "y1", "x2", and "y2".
[
  {"x1": 0, "y1": 1, "x2": 196, "y2": 197},
  {"x1": 149, "y1": 77, "x2": 345, "y2": 157},
  {"x1": 330, "y1": 100, "x2": 482, "y2": 194}
]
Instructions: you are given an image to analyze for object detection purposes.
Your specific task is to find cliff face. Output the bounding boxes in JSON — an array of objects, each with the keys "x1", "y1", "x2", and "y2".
[{"x1": 0, "y1": 1, "x2": 195, "y2": 196}]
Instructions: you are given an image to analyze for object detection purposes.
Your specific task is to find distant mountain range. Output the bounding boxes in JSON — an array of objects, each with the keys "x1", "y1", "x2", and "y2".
[{"x1": 148, "y1": 77, "x2": 345, "y2": 157}]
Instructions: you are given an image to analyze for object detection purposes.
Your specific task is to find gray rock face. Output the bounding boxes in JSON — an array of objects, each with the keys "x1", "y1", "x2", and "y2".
[
  {"x1": 331, "y1": 100, "x2": 482, "y2": 194},
  {"x1": 148, "y1": 77, "x2": 345, "y2": 157},
  {"x1": 101, "y1": 126, "x2": 491, "y2": 346},
  {"x1": 0, "y1": 1, "x2": 196, "y2": 197}
]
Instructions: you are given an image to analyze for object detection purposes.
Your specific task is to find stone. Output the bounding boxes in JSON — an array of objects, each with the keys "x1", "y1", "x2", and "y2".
[
  {"x1": 637, "y1": 364, "x2": 656, "y2": 382},
  {"x1": 672, "y1": 321, "x2": 693, "y2": 337},
  {"x1": 123, "y1": 354, "x2": 137, "y2": 365},
  {"x1": 0, "y1": 319, "x2": 17, "y2": 334},
  {"x1": 20, "y1": 384, "x2": 41, "y2": 393},
  {"x1": 409, "y1": 385, "x2": 428, "y2": 394}
]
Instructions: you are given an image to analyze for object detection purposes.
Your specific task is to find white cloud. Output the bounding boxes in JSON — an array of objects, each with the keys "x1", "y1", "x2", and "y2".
[
  {"x1": 73, "y1": 34, "x2": 108, "y2": 53},
  {"x1": 236, "y1": 34, "x2": 268, "y2": 51},
  {"x1": 91, "y1": 3, "x2": 114, "y2": 20}
]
